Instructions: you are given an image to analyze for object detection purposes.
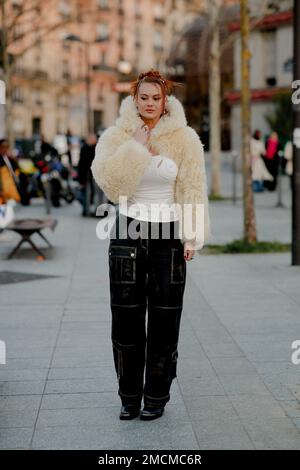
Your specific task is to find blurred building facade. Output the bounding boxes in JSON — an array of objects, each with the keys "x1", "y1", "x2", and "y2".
[
  {"x1": 1, "y1": 0, "x2": 294, "y2": 150},
  {"x1": 166, "y1": 1, "x2": 238, "y2": 150},
  {"x1": 226, "y1": 0, "x2": 293, "y2": 150},
  {"x1": 0, "y1": 0, "x2": 204, "y2": 142}
]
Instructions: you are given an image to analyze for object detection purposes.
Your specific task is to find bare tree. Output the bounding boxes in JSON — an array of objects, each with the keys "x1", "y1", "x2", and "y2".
[
  {"x1": 240, "y1": 0, "x2": 257, "y2": 242},
  {"x1": 206, "y1": 0, "x2": 270, "y2": 199},
  {"x1": 208, "y1": 0, "x2": 222, "y2": 198},
  {"x1": 0, "y1": 0, "x2": 95, "y2": 146}
]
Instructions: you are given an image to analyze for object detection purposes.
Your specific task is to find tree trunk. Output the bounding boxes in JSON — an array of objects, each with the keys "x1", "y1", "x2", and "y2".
[
  {"x1": 208, "y1": 0, "x2": 222, "y2": 197},
  {"x1": 1, "y1": 0, "x2": 14, "y2": 149},
  {"x1": 240, "y1": 0, "x2": 257, "y2": 242}
]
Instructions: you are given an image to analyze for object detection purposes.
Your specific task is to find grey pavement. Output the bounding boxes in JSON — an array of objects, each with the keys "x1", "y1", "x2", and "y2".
[{"x1": 0, "y1": 163, "x2": 300, "y2": 450}]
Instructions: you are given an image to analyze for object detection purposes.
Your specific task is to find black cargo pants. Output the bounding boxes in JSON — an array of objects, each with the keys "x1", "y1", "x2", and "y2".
[{"x1": 108, "y1": 213, "x2": 186, "y2": 408}]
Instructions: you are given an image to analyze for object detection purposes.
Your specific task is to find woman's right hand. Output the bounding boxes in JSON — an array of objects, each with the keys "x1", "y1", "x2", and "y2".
[{"x1": 132, "y1": 124, "x2": 150, "y2": 146}]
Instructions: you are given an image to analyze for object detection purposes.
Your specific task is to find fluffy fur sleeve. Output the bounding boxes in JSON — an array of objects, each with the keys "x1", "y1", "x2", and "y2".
[
  {"x1": 176, "y1": 126, "x2": 211, "y2": 249},
  {"x1": 91, "y1": 126, "x2": 152, "y2": 203}
]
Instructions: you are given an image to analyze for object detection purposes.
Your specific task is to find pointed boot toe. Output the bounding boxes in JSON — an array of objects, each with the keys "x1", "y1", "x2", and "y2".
[
  {"x1": 140, "y1": 406, "x2": 164, "y2": 421},
  {"x1": 119, "y1": 404, "x2": 141, "y2": 420}
]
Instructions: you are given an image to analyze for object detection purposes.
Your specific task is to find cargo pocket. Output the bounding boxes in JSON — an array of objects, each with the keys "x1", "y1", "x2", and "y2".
[
  {"x1": 109, "y1": 245, "x2": 137, "y2": 284},
  {"x1": 170, "y1": 247, "x2": 185, "y2": 284}
]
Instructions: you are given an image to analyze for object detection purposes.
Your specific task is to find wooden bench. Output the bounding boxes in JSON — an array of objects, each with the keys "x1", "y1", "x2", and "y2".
[{"x1": 5, "y1": 217, "x2": 58, "y2": 260}]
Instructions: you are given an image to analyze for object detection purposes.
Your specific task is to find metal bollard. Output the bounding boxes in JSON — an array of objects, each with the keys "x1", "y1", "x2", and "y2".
[
  {"x1": 42, "y1": 174, "x2": 51, "y2": 214},
  {"x1": 232, "y1": 150, "x2": 238, "y2": 204},
  {"x1": 276, "y1": 150, "x2": 285, "y2": 208}
]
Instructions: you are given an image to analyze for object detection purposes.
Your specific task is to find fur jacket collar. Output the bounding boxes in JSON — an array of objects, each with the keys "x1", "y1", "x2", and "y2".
[{"x1": 91, "y1": 94, "x2": 211, "y2": 249}]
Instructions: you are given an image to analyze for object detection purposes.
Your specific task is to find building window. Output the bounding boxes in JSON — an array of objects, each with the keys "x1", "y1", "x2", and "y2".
[
  {"x1": 35, "y1": 53, "x2": 41, "y2": 67},
  {"x1": 154, "y1": 3, "x2": 164, "y2": 22},
  {"x1": 98, "y1": 0, "x2": 109, "y2": 9},
  {"x1": 32, "y1": 90, "x2": 42, "y2": 106},
  {"x1": 172, "y1": 21, "x2": 177, "y2": 35},
  {"x1": 135, "y1": 1, "x2": 142, "y2": 19},
  {"x1": 14, "y1": 56, "x2": 24, "y2": 74},
  {"x1": 62, "y1": 40, "x2": 71, "y2": 50},
  {"x1": 59, "y1": 0, "x2": 71, "y2": 20},
  {"x1": 12, "y1": 0, "x2": 22, "y2": 12},
  {"x1": 12, "y1": 87, "x2": 24, "y2": 103},
  {"x1": 135, "y1": 28, "x2": 141, "y2": 48},
  {"x1": 178, "y1": 40, "x2": 187, "y2": 56},
  {"x1": 117, "y1": 26, "x2": 124, "y2": 45},
  {"x1": 62, "y1": 60, "x2": 70, "y2": 79},
  {"x1": 32, "y1": 117, "x2": 41, "y2": 135},
  {"x1": 96, "y1": 23, "x2": 109, "y2": 41},
  {"x1": 58, "y1": 94, "x2": 67, "y2": 108},
  {"x1": 94, "y1": 110, "x2": 103, "y2": 134},
  {"x1": 263, "y1": 30, "x2": 277, "y2": 87},
  {"x1": 97, "y1": 83, "x2": 104, "y2": 102},
  {"x1": 13, "y1": 23, "x2": 23, "y2": 41},
  {"x1": 118, "y1": 0, "x2": 124, "y2": 15},
  {"x1": 283, "y1": 57, "x2": 293, "y2": 73},
  {"x1": 154, "y1": 30, "x2": 163, "y2": 52}
]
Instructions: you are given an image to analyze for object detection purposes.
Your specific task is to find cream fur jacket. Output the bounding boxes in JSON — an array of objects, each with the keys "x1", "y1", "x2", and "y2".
[{"x1": 91, "y1": 94, "x2": 211, "y2": 250}]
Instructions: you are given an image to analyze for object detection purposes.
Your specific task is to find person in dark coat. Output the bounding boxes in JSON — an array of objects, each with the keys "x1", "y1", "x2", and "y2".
[{"x1": 77, "y1": 133, "x2": 97, "y2": 216}]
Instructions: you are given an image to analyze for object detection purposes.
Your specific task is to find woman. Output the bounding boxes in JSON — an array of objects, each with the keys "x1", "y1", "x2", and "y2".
[
  {"x1": 91, "y1": 70, "x2": 211, "y2": 421},
  {"x1": 250, "y1": 130, "x2": 273, "y2": 192},
  {"x1": 76, "y1": 133, "x2": 97, "y2": 216},
  {"x1": 263, "y1": 131, "x2": 282, "y2": 191}
]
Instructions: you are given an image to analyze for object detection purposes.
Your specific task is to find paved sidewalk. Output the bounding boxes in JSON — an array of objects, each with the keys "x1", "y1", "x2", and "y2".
[
  {"x1": 0, "y1": 168, "x2": 300, "y2": 449},
  {"x1": 209, "y1": 159, "x2": 292, "y2": 244}
]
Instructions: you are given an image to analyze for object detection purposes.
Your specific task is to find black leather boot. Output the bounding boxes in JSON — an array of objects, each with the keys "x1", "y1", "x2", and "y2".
[
  {"x1": 119, "y1": 404, "x2": 141, "y2": 420},
  {"x1": 140, "y1": 406, "x2": 164, "y2": 421}
]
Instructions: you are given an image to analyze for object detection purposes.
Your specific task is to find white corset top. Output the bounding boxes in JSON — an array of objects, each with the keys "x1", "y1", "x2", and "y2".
[{"x1": 118, "y1": 155, "x2": 179, "y2": 222}]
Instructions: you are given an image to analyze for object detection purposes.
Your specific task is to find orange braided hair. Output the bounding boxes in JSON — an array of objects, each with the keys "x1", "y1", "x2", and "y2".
[
  {"x1": 130, "y1": 69, "x2": 176, "y2": 96},
  {"x1": 130, "y1": 69, "x2": 183, "y2": 115}
]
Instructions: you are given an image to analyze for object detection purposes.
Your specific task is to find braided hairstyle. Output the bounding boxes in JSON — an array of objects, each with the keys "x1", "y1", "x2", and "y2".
[{"x1": 130, "y1": 69, "x2": 183, "y2": 115}]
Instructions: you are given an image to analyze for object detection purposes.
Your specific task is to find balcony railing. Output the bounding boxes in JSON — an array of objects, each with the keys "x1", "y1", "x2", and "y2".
[
  {"x1": 13, "y1": 67, "x2": 49, "y2": 81},
  {"x1": 92, "y1": 63, "x2": 116, "y2": 73},
  {"x1": 154, "y1": 16, "x2": 165, "y2": 24},
  {"x1": 96, "y1": 35, "x2": 110, "y2": 42}
]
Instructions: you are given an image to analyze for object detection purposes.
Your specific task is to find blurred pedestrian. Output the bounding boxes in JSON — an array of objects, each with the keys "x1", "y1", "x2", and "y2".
[
  {"x1": 66, "y1": 129, "x2": 73, "y2": 167},
  {"x1": 77, "y1": 133, "x2": 97, "y2": 216},
  {"x1": 39, "y1": 134, "x2": 57, "y2": 158},
  {"x1": 263, "y1": 131, "x2": 282, "y2": 191},
  {"x1": 0, "y1": 139, "x2": 21, "y2": 204},
  {"x1": 91, "y1": 69, "x2": 211, "y2": 421},
  {"x1": 250, "y1": 130, "x2": 273, "y2": 192}
]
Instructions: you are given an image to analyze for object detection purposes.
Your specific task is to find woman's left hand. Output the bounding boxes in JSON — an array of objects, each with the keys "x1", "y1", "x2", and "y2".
[{"x1": 184, "y1": 242, "x2": 195, "y2": 261}]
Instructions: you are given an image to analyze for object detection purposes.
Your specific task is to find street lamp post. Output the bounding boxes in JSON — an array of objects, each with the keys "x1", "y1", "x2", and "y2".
[
  {"x1": 83, "y1": 42, "x2": 92, "y2": 134},
  {"x1": 64, "y1": 34, "x2": 93, "y2": 135},
  {"x1": 292, "y1": 0, "x2": 300, "y2": 265}
]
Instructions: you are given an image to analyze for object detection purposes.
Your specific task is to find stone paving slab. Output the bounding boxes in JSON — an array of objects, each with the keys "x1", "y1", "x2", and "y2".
[{"x1": 0, "y1": 168, "x2": 300, "y2": 449}]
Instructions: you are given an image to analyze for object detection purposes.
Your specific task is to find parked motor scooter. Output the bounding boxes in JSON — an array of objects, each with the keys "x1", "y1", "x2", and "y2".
[{"x1": 34, "y1": 152, "x2": 75, "y2": 207}]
